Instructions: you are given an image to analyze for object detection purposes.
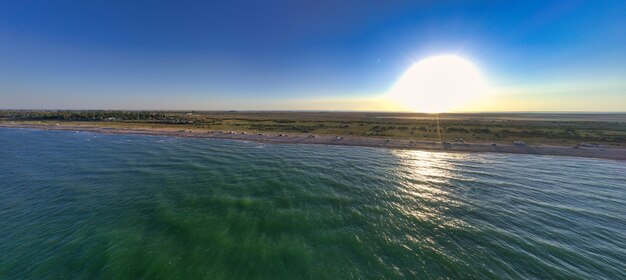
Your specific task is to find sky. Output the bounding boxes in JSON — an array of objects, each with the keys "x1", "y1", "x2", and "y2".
[{"x1": 1, "y1": 0, "x2": 624, "y2": 112}]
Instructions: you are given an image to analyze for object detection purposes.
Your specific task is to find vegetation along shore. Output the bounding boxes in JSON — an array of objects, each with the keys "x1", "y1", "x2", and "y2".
[{"x1": 2, "y1": 110, "x2": 625, "y2": 160}]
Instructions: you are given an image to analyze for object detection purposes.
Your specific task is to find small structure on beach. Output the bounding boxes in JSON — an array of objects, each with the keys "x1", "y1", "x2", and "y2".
[{"x1": 577, "y1": 142, "x2": 600, "y2": 148}]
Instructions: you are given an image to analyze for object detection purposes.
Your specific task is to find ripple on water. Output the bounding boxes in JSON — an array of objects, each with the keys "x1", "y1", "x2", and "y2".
[{"x1": 0, "y1": 128, "x2": 625, "y2": 279}]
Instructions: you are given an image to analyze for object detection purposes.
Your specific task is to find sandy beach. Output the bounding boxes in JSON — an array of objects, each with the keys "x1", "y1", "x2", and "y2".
[{"x1": 2, "y1": 123, "x2": 624, "y2": 160}]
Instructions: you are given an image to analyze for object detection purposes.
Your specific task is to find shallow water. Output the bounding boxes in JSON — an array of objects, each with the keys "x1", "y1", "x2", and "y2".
[{"x1": 1, "y1": 128, "x2": 624, "y2": 279}]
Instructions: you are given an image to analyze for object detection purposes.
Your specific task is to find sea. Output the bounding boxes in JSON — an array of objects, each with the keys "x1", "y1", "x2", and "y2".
[{"x1": 1, "y1": 128, "x2": 624, "y2": 279}]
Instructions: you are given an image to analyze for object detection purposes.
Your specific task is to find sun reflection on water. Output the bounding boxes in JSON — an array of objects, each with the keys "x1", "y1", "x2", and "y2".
[{"x1": 389, "y1": 150, "x2": 472, "y2": 231}]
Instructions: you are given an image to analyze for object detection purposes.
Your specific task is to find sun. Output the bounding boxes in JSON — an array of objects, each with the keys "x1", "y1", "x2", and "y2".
[{"x1": 387, "y1": 55, "x2": 487, "y2": 113}]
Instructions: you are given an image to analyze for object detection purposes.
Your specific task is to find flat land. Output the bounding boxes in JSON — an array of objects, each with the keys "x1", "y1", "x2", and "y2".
[{"x1": 2, "y1": 110, "x2": 625, "y2": 159}]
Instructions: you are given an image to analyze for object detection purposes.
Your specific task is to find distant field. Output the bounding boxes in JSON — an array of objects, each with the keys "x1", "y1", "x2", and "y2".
[{"x1": 2, "y1": 110, "x2": 625, "y2": 147}]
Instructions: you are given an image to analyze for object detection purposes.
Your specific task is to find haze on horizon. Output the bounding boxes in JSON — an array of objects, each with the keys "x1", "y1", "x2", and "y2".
[{"x1": 1, "y1": 1, "x2": 624, "y2": 112}]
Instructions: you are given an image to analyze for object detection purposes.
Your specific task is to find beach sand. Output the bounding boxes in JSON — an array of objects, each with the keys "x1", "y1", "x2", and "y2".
[{"x1": 2, "y1": 123, "x2": 624, "y2": 160}]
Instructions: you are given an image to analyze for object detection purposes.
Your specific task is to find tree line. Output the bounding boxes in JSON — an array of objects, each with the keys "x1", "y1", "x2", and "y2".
[{"x1": 0, "y1": 110, "x2": 181, "y2": 121}]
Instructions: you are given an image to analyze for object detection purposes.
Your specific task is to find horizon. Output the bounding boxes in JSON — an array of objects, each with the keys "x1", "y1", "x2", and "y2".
[
  {"x1": 1, "y1": 1, "x2": 625, "y2": 112},
  {"x1": 2, "y1": 108, "x2": 626, "y2": 114},
  {"x1": 2, "y1": 2, "x2": 626, "y2": 277}
]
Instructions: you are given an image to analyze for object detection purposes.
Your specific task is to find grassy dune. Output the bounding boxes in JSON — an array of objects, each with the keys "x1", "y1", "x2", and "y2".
[{"x1": 2, "y1": 110, "x2": 625, "y2": 147}]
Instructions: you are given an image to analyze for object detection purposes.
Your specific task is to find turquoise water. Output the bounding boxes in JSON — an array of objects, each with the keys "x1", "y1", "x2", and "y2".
[{"x1": 1, "y1": 128, "x2": 625, "y2": 279}]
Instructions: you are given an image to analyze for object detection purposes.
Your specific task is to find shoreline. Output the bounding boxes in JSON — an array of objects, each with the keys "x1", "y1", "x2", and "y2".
[{"x1": 2, "y1": 123, "x2": 625, "y2": 160}]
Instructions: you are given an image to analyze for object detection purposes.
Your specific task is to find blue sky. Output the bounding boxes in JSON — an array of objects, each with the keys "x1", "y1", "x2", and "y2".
[{"x1": 1, "y1": 0, "x2": 624, "y2": 111}]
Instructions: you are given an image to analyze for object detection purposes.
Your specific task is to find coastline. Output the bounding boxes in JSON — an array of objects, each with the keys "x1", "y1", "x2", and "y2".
[{"x1": 2, "y1": 123, "x2": 625, "y2": 160}]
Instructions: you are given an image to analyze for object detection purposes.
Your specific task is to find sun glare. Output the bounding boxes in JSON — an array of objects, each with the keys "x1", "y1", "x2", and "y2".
[{"x1": 387, "y1": 55, "x2": 487, "y2": 113}]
